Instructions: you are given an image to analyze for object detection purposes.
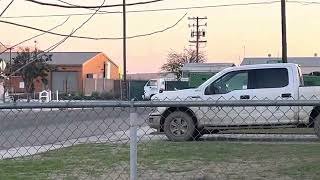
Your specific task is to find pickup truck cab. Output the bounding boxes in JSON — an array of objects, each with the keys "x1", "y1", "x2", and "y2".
[
  {"x1": 148, "y1": 63, "x2": 320, "y2": 141},
  {"x1": 143, "y1": 79, "x2": 165, "y2": 100}
]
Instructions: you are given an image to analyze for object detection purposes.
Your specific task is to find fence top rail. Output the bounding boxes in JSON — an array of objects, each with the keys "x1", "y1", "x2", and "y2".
[
  {"x1": 1, "y1": 100, "x2": 320, "y2": 109},
  {"x1": 134, "y1": 100, "x2": 320, "y2": 107}
]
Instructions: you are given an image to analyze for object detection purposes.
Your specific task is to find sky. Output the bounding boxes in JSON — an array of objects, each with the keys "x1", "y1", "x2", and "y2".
[{"x1": 0, "y1": 0, "x2": 320, "y2": 73}]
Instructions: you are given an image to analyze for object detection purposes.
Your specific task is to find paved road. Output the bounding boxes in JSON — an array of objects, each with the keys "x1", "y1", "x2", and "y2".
[
  {"x1": 0, "y1": 107, "x2": 151, "y2": 150},
  {"x1": 0, "y1": 106, "x2": 319, "y2": 151}
]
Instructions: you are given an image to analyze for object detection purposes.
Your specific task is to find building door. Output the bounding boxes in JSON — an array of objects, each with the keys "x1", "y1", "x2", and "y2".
[{"x1": 52, "y1": 72, "x2": 79, "y2": 92}]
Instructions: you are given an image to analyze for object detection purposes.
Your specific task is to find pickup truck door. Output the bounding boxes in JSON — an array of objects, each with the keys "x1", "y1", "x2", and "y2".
[
  {"x1": 248, "y1": 67, "x2": 298, "y2": 125},
  {"x1": 199, "y1": 70, "x2": 253, "y2": 126}
]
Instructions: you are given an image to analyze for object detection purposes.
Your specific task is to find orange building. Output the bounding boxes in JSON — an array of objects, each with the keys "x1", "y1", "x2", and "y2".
[{"x1": 0, "y1": 52, "x2": 119, "y2": 93}]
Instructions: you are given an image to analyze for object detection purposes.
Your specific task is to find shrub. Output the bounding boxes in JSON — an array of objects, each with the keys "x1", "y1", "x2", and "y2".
[
  {"x1": 100, "y1": 91, "x2": 113, "y2": 100},
  {"x1": 91, "y1": 91, "x2": 100, "y2": 100}
]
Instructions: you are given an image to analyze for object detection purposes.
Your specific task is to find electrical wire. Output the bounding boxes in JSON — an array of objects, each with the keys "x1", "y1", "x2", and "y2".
[
  {"x1": 0, "y1": 12, "x2": 187, "y2": 40},
  {"x1": 8, "y1": 29, "x2": 73, "y2": 77},
  {"x1": 0, "y1": 16, "x2": 70, "y2": 56},
  {"x1": 0, "y1": 41, "x2": 6, "y2": 47},
  {"x1": 0, "y1": 0, "x2": 14, "y2": 17},
  {"x1": 288, "y1": 0, "x2": 320, "y2": 5},
  {"x1": 25, "y1": 0, "x2": 164, "y2": 9},
  {"x1": 1, "y1": 1, "x2": 283, "y2": 19},
  {"x1": 8, "y1": 0, "x2": 105, "y2": 76}
]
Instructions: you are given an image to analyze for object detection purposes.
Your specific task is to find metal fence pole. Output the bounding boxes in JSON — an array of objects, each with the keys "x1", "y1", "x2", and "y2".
[
  {"x1": 2, "y1": 90, "x2": 5, "y2": 103},
  {"x1": 130, "y1": 107, "x2": 138, "y2": 180}
]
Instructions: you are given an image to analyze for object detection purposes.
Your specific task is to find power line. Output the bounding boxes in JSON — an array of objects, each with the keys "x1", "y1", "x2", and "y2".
[
  {"x1": 127, "y1": 13, "x2": 187, "y2": 38},
  {"x1": 288, "y1": 0, "x2": 320, "y2": 5},
  {"x1": 25, "y1": 0, "x2": 164, "y2": 9},
  {"x1": 0, "y1": 13, "x2": 187, "y2": 40},
  {"x1": 1, "y1": 1, "x2": 283, "y2": 19},
  {"x1": 0, "y1": 41, "x2": 6, "y2": 47},
  {"x1": 56, "y1": 0, "x2": 84, "y2": 6},
  {"x1": 8, "y1": 30, "x2": 72, "y2": 77},
  {"x1": 55, "y1": 0, "x2": 109, "y2": 12},
  {"x1": 9, "y1": 0, "x2": 105, "y2": 77},
  {"x1": 0, "y1": 16, "x2": 70, "y2": 56},
  {"x1": 0, "y1": 0, "x2": 14, "y2": 17}
]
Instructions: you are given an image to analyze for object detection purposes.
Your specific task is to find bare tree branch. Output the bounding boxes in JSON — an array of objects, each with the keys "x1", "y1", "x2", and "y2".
[{"x1": 161, "y1": 48, "x2": 206, "y2": 80}]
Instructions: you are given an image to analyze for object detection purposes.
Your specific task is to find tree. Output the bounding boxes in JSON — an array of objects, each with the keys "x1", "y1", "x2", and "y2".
[
  {"x1": 161, "y1": 48, "x2": 206, "y2": 80},
  {"x1": 11, "y1": 48, "x2": 53, "y2": 101}
]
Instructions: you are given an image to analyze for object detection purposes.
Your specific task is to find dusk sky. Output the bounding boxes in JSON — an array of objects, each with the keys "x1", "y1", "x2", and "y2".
[{"x1": 0, "y1": 0, "x2": 320, "y2": 73}]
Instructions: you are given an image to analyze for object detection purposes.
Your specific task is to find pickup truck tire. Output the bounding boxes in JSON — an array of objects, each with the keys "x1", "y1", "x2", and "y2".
[
  {"x1": 163, "y1": 111, "x2": 196, "y2": 141},
  {"x1": 314, "y1": 115, "x2": 320, "y2": 138}
]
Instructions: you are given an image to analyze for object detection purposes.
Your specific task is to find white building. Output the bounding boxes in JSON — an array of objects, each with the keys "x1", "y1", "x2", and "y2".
[{"x1": 241, "y1": 57, "x2": 320, "y2": 74}]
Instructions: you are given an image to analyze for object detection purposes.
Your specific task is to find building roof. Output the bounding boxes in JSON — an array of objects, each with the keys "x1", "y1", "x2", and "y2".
[
  {"x1": 127, "y1": 72, "x2": 175, "y2": 80},
  {"x1": 182, "y1": 63, "x2": 235, "y2": 72},
  {"x1": 242, "y1": 57, "x2": 320, "y2": 67},
  {"x1": 0, "y1": 52, "x2": 101, "y2": 65}
]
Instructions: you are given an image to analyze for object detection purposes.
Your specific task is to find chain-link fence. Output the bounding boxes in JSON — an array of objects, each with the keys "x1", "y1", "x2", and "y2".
[{"x1": 0, "y1": 97, "x2": 320, "y2": 179}]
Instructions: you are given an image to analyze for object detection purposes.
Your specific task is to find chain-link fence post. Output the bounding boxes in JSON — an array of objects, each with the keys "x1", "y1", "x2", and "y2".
[
  {"x1": 2, "y1": 90, "x2": 5, "y2": 103},
  {"x1": 130, "y1": 104, "x2": 138, "y2": 180}
]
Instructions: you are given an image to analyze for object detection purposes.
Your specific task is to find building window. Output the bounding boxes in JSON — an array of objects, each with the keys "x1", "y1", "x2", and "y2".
[{"x1": 86, "y1": 74, "x2": 93, "y2": 78}]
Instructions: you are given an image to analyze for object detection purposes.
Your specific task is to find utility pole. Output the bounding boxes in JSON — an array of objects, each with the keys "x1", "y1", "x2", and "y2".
[
  {"x1": 188, "y1": 17, "x2": 207, "y2": 63},
  {"x1": 281, "y1": 0, "x2": 287, "y2": 63},
  {"x1": 123, "y1": 0, "x2": 127, "y2": 81},
  {"x1": 9, "y1": 47, "x2": 12, "y2": 93},
  {"x1": 122, "y1": 0, "x2": 128, "y2": 100}
]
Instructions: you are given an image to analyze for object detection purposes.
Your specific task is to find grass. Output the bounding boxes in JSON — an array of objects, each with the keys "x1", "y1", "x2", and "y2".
[
  {"x1": 223, "y1": 128, "x2": 314, "y2": 134},
  {"x1": 0, "y1": 141, "x2": 320, "y2": 179}
]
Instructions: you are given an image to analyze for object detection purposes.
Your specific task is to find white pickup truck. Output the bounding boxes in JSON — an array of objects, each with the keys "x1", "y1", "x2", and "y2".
[{"x1": 148, "y1": 63, "x2": 320, "y2": 141}]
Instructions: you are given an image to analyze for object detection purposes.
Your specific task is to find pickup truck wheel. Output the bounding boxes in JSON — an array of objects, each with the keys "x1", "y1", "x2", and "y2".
[
  {"x1": 314, "y1": 115, "x2": 320, "y2": 138},
  {"x1": 163, "y1": 111, "x2": 196, "y2": 141}
]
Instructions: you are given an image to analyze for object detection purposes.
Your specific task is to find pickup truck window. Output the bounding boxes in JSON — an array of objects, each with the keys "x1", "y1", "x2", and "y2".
[
  {"x1": 148, "y1": 80, "x2": 158, "y2": 86},
  {"x1": 205, "y1": 71, "x2": 248, "y2": 95},
  {"x1": 249, "y1": 68, "x2": 288, "y2": 89}
]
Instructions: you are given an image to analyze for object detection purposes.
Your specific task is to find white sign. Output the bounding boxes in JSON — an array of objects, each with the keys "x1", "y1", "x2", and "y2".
[
  {"x1": 19, "y1": 82, "x2": 24, "y2": 89},
  {"x1": 39, "y1": 90, "x2": 52, "y2": 103},
  {"x1": 0, "y1": 60, "x2": 6, "y2": 71}
]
